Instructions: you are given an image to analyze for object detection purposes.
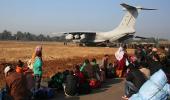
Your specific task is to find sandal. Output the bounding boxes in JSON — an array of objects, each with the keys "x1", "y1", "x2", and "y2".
[{"x1": 122, "y1": 95, "x2": 129, "y2": 100}]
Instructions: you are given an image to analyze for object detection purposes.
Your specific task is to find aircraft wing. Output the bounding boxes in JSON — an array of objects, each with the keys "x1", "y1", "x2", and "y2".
[{"x1": 135, "y1": 36, "x2": 149, "y2": 39}]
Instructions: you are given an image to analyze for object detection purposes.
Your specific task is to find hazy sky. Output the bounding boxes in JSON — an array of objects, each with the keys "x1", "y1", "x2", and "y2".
[{"x1": 0, "y1": 0, "x2": 170, "y2": 39}]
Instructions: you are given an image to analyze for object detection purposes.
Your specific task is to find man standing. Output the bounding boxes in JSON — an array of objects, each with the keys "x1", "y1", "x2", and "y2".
[
  {"x1": 100, "y1": 55, "x2": 109, "y2": 77},
  {"x1": 122, "y1": 64, "x2": 146, "y2": 99}
]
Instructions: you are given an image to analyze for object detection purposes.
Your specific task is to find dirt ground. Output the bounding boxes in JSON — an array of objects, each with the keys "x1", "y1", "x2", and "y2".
[
  {"x1": 0, "y1": 41, "x2": 134, "y2": 88},
  {"x1": 49, "y1": 78, "x2": 125, "y2": 100}
]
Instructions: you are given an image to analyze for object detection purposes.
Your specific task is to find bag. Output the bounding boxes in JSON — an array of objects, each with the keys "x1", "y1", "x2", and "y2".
[
  {"x1": 106, "y1": 68, "x2": 115, "y2": 78},
  {"x1": 48, "y1": 72, "x2": 66, "y2": 90},
  {"x1": 32, "y1": 87, "x2": 55, "y2": 99},
  {"x1": 0, "y1": 87, "x2": 12, "y2": 100},
  {"x1": 0, "y1": 88, "x2": 5, "y2": 100},
  {"x1": 126, "y1": 59, "x2": 129, "y2": 66},
  {"x1": 27, "y1": 59, "x2": 33, "y2": 69},
  {"x1": 78, "y1": 81, "x2": 91, "y2": 94},
  {"x1": 45, "y1": 88, "x2": 55, "y2": 98},
  {"x1": 116, "y1": 70, "x2": 123, "y2": 78},
  {"x1": 32, "y1": 88, "x2": 45, "y2": 99},
  {"x1": 89, "y1": 79, "x2": 101, "y2": 89}
]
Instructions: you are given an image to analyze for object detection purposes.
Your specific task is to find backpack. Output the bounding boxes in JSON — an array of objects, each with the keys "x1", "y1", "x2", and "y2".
[
  {"x1": 78, "y1": 81, "x2": 91, "y2": 94},
  {"x1": 0, "y1": 87, "x2": 12, "y2": 100},
  {"x1": 48, "y1": 72, "x2": 67, "y2": 90}
]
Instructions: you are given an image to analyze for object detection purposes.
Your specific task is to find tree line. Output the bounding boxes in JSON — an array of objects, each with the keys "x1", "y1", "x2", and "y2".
[{"x1": 0, "y1": 30, "x2": 65, "y2": 41}]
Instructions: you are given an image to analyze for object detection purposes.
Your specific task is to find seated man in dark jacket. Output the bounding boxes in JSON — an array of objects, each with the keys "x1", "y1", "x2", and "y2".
[
  {"x1": 4, "y1": 65, "x2": 31, "y2": 100},
  {"x1": 148, "y1": 53, "x2": 162, "y2": 75},
  {"x1": 63, "y1": 70, "x2": 79, "y2": 96},
  {"x1": 122, "y1": 64, "x2": 146, "y2": 99}
]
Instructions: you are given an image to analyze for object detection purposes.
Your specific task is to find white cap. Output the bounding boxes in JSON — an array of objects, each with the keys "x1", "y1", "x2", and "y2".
[{"x1": 4, "y1": 66, "x2": 11, "y2": 76}]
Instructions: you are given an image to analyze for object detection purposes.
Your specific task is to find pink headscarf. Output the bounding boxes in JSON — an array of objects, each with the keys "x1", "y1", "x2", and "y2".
[
  {"x1": 31, "y1": 45, "x2": 42, "y2": 63},
  {"x1": 35, "y1": 45, "x2": 42, "y2": 52}
]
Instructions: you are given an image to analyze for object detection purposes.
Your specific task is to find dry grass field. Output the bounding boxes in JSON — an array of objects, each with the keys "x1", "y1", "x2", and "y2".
[
  {"x1": 0, "y1": 41, "x2": 134, "y2": 88},
  {"x1": 0, "y1": 41, "x2": 116, "y2": 61}
]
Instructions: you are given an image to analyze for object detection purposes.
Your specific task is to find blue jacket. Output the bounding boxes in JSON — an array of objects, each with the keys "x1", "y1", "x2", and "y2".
[{"x1": 129, "y1": 69, "x2": 170, "y2": 100}]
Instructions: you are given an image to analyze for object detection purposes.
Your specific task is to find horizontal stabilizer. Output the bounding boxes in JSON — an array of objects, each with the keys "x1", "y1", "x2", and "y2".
[
  {"x1": 121, "y1": 3, "x2": 157, "y2": 10},
  {"x1": 138, "y1": 8, "x2": 157, "y2": 10},
  {"x1": 120, "y1": 3, "x2": 136, "y2": 10}
]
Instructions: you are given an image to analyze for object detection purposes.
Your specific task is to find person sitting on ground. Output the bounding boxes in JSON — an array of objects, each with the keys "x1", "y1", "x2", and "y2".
[
  {"x1": 139, "y1": 61, "x2": 150, "y2": 79},
  {"x1": 134, "y1": 45, "x2": 142, "y2": 62},
  {"x1": 4, "y1": 65, "x2": 31, "y2": 100},
  {"x1": 148, "y1": 52, "x2": 162, "y2": 75},
  {"x1": 15, "y1": 60, "x2": 24, "y2": 73},
  {"x1": 91, "y1": 58, "x2": 100, "y2": 80},
  {"x1": 74, "y1": 64, "x2": 81, "y2": 76},
  {"x1": 74, "y1": 64, "x2": 85, "y2": 83},
  {"x1": 63, "y1": 70, "x2": 79, "y2": 96},
  {"x1": 106, "y1": 63, "x2": 116, "y2": 78},
  {"x1": 73, "y1": 65, "x2": 91, "y2": 94},
  {"x1": 122, "y1": 63, "x2": 146, "y2": 99},
  {"x1": 80, "y1": 59, "x2": 93, "y2": 79},
  {"x1": 141, "y1": 46, "x2": 147, "y2": 62},
  {"x1": 145, "y1": 46, "x2": 153, "y2": 62},
  {"x1": 15, "y1": 60, "x2": 35, "y2": 91},
  {"x1": 129, "y1": 69, "x2": 170, "y2": 100},
  {"x1": 158, "y1": 46, "x2": 167, "y2": 64},
  {"x1": 24, "y1": 67, "x2": 35, "y2": 92}
]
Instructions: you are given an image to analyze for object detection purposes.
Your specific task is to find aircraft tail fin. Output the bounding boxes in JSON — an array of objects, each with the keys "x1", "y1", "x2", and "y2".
[{"x1": 117, "y1": 3, "x2": 156, "y2": 29}]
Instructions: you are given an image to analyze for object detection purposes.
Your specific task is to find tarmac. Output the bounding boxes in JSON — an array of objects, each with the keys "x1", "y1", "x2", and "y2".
[{"x1": 49, "y1": 78, "x2": 124, "y2": 100}]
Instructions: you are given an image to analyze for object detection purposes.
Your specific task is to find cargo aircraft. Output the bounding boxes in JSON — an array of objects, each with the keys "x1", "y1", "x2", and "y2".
[{"x1": 63, "y1": 3, "x2": 156, "y2": 46}]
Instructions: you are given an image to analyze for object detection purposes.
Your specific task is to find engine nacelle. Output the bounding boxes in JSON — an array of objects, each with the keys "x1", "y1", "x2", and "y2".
[
  {"x1": 80, "y1": 34, "x2": 86, "y2": 39},
  {"x1": 65, "y1": 34, "x2": 73, "y2": 40},
  {"x1": 74, "y1": 35, "x2": 80, "y2": 39}
]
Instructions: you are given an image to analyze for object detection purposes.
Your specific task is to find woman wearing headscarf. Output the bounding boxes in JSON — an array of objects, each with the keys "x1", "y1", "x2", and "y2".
[
  {"x1": 115, "y1": 46, "x2": 128, "y2": 77},
  {"x1": 33, "y1": 45, "x2": 43, "y2": 90},
  {"x1": 80, "y1": 59, "x2": 93, "y2": 79}
]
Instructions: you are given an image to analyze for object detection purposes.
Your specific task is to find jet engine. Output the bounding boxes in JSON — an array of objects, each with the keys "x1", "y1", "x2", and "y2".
[
  {"x1": 65, "y1": 34, "x2": 73, "y2": 40},
  {"x1": 74, "y1": 35, "x2": 80, "y2": 39},
  {"x1": 80, "y1": 34, "x2": 86, "y2": 39}
]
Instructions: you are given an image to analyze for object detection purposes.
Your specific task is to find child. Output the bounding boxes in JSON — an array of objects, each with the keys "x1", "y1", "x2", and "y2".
[{"x1": 106, "y1": 63, "x2": 116, "y2": 78}]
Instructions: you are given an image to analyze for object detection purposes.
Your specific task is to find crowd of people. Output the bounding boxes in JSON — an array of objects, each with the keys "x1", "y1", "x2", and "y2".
[
  {"x1": 121, "y1": 45, "x2": 170, "y2": 100},
  {"x1": 2, "y1": 46, "x2": 43, "y2": 100},
  {"x1": 49, "y1": 55, "x2": 116, "y2": 96},
  {"x1": 1, "y1": 44, "x2": 170, "y2": 100}
]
